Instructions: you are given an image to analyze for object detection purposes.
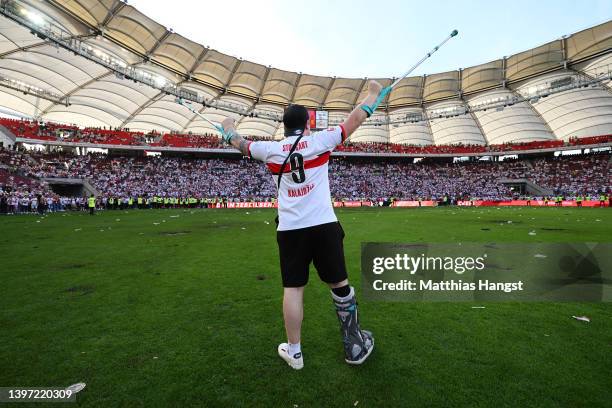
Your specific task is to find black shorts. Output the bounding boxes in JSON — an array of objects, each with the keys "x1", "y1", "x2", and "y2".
[{"x1": 276, "y1": 221, "x2": 348, "y2": 287}]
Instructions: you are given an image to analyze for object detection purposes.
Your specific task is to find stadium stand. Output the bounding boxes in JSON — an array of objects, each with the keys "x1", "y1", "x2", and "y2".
[
  {"x1": 2, "y1": 118, "x2": 611, "y2": 155},
  {"x1": 1, "y1": 146, "x2": 609, "y2": 214},
  {"x1": 0, "y1": 2, "x2": 610, "y2": 213}
]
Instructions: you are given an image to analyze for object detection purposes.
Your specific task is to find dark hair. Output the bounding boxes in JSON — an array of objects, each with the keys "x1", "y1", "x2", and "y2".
[{"x1": 283, "y1": 104, "x2": 309, "y2": 136}]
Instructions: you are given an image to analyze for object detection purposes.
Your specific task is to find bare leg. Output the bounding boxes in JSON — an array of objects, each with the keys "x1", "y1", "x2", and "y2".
[{"x1": 283, "y1": 286, "x2": 305, "y2": 344}]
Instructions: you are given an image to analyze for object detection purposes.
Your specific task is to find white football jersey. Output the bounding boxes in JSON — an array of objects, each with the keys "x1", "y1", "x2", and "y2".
[{"x1": 249, "y1": 125, "x2": 347, "y2": 231}]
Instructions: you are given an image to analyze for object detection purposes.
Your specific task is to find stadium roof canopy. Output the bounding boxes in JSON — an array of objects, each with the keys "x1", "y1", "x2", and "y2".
[{"x1": 0, "y1": 0, "x2": 611, "y2": 145}]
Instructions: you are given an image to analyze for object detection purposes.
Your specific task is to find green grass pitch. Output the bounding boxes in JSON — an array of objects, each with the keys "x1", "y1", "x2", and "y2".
[{"x1": 1, "y1": 207, "x2": 611, "y2": 407}]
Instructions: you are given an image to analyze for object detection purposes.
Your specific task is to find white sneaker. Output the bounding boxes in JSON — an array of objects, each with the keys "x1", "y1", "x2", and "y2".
[{"x1": 277, "y1": 343, "x2": 304, "y2": 370}]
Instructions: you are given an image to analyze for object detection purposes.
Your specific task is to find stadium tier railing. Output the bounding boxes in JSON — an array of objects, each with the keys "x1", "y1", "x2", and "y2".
[
  {"x1": 457, "y1": 199, "x2": 609, "y2": 207},
  {"x1": 2, "y1": 118, "x2": 611, "y2": 157}
]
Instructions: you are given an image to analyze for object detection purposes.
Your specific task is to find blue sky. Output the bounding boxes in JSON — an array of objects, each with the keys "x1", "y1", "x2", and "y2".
[{"x1": 130, "y1": 0, "x2": 611, "y2": 78}]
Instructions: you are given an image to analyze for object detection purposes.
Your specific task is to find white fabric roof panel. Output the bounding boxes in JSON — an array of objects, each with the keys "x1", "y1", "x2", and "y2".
[
  {"x1": 0, "y1": 2, "x2": 610, "y2": 146},
  {"x1": 518, "y1": 72, "x2": 612, "y2": 140},
  {"x1": 51, "y1": 0, "x2": 114, "y2": 27},
  {"x1": 228, "y1": 61, "x2": 267, "y2": 97},
  {"x1": 234, "y1": 103, "x2": 282, "y2": 139},
  {"x1": 505, "y1": 40, "x2": 564, "y2": 81},
  {"x1": 579, "y1": 54, "x2": 612, "y2": 93},
  {"x1": 324, "y1": 78, "x2": 363, "y2": 110},
  {"x1": 272, "y1": 122, "x2": 286, "y2": 140},
  {"x1": 354, "y1": 78, "x2": 393, "y2": 108},
  {"x1": 387, "y1": 76, "x2": 423, "y2": 106},
  {"x1": 423, "y1": 71, "x2": 461, "y2": 101},
  {"x1": 260, "y1": 69, "x2": 299, "y2": 104},
  {"x1": 23, "y1": 0, "x2": 91, "y2": 34},
  {"x1": 0, "y1": 16, "x2": 42, "y2": 55},
  {"x1": 350, "y1": 123, "x2": 389, "y2": 143},
  {"x1": 187, "y1": 95, "x2": 250, "y2": 134},
  {"x1": 236, "y1": 118, "x2": 280, "y2": 139},
  {"x1": 580, "y1": 53, "x2": 612, "y2": 77},
  {"x1": 0, "y1": 49, "x2": 99, "y2": 94},
  {"x1": 461, "y1": 59, "x2": 504, "y2": 94},
  {"x1": 293, "y1": 74, "x2": 333, "y2": 107},
  {"x1": 388, "y1": 108, "x2": 433, "y2": 145},
  {"x1": 192, "y1": 50, "x2": 238, "y2": 89},
  {"x1": 468, "y1": 89, "x2": 555, "y2": 145},
  {"x1": 105, "y1": 5, "x2": 167, "y2": 56},
  {"x1": 566, "y1": 21, "x2": 612, "y2": 61},
  {"x1": 129, "y1": 95, "x2": 193, "y2": 131},
  {"x1": 0, "y1": 87, "x2": 53, "y2": 117},
  {"x1": 152, "y1": 33, "x2": 204, "y2": 74},
  {"x1": 45, "y1": 103, "x2": 123, "y2": 127},
  {"x1": 428, "y1": 101, "x2": 486, "y2": 145}
]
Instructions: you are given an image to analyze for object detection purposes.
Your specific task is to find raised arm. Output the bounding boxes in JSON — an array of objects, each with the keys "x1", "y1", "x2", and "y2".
[
  {"x1": 341, "y1": 80, "x2": 389, "y2": 138},
  {"x1": 220, "y1": 118, "x2": 250, "y2": 156}
]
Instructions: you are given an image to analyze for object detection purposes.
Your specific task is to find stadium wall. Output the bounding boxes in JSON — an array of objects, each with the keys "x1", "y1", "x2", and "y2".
[
  {"x1": 457, "y1": 200, "x2": 609, "y2": 207},
  {"x1": 0, "y1": 125, "x2": 15, "y2": 148}
]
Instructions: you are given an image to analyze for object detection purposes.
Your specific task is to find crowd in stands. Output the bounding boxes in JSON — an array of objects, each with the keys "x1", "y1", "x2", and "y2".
[
  {"x1": 154, "y1": 133, "x2": 220, "y2": 148},
  {"x1": 0, "y1": 118, "x2": 76, "y2": 141},
  {"x1": 329, "y1": 159, "x2": 531, "y2": 201},
  {"x1": 0, "y1": 148, "x2": 63, "y2": 214},
  {"x1": 2, "y1": 117, "x2": 611, "y2": 155},
  {"x1": 334, "y1": 142, "x2": 490, "y2": 154},
  {"x1": 1, "y1": 143, "x2": 609, "y2": 214},
  {"x1": 568, "y1": 135, "x2": 612, "y2": 146},
  {"x1": 488, "y1": 140, "x2": 565, "y2": 151},
  {"x1": 530, "y1": 154, "x2": 610, "y2": 196}
]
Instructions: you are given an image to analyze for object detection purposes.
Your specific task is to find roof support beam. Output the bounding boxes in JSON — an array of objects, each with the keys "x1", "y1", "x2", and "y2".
[
  {"x1": 288, "y1": 73, "x2": 303, "y2": 104},
  {"x1": 506, "y1": 85, "x2": 557, "y2": 139},
  {"x1": 0, "y1": 42, "x2": 49, "y2": 58},
  {"x1": 419, "y1": 75, "x2": 427, "y2": 106},
  {"x1": 422, "y1": 107, "x2": 436, "y2": 145},
  {"x1": 100, "y1": 1, "x2": 127, "y2": 29},
  {"x1": 0, "y1": 81, "x2": 66, "y2": 105},
  {"x1": 243, "y1": 65, "x2": 272, "y2": 111},
  {"x1": 568, "y1": 65, "x2": 612, "y2": 97},
  {"x1": 320, "y1": 77, "x2": 336, "y2": 109},
  {"x1": 119, "y1": 91, "x2": 165, "y2": 128},
  {"x1": 178, "y1": 81, "x2": 219, "y2": 133},
  {"x1": 233, "y1": 111, "x2": 249, "y2": 128},
  {"x1": 561, "y1": 36, "x2": 568, "y2": 62},
  {"x1": 351, "y1": 78, "x2": 367, "y2": 110},
  {"x1": 180, "y1": 105, "x2": 207, "y2": 133},
  {"x1": 465, "y1": 102, "x2": 489, "y2": 145},
  {"x1": 145, "y1": 29, "x2": 172, "y2": 60},
  {"x1": 120, "y1": 78, "x2": 192, "y2": 128},
  {"x1": 223, "y1": 59, "x2": 242, "y2": 92},
  {"x1": 38, "y1": 71, "x2": 113, "y2": 116},
  {"x1": 235, "y1": 66, "x2": 273, "y2": 127},
  {"x1": 186, "y1": 47, "x2": 210, "y2": 78},
  {"x1": 458, "y1": 68, "x2": 488, "y2": 145},
  {"x1": 256, "y1": 66, "x2": 272, "y2": 99},
  {"x1": 271, "y1": 116, "x2": 283, "y2": 140},
  {"x1": 205, "y1": 59, "x2": 242, "y2": 106},
  {"x1": 0, "y1": 33, "x2": 95, "y2": 58}
]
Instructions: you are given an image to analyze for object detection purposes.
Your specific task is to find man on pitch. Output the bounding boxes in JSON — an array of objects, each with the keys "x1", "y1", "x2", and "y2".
[{"x1": 220, "y1": 80, "x2": 388, "y2": 369}]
